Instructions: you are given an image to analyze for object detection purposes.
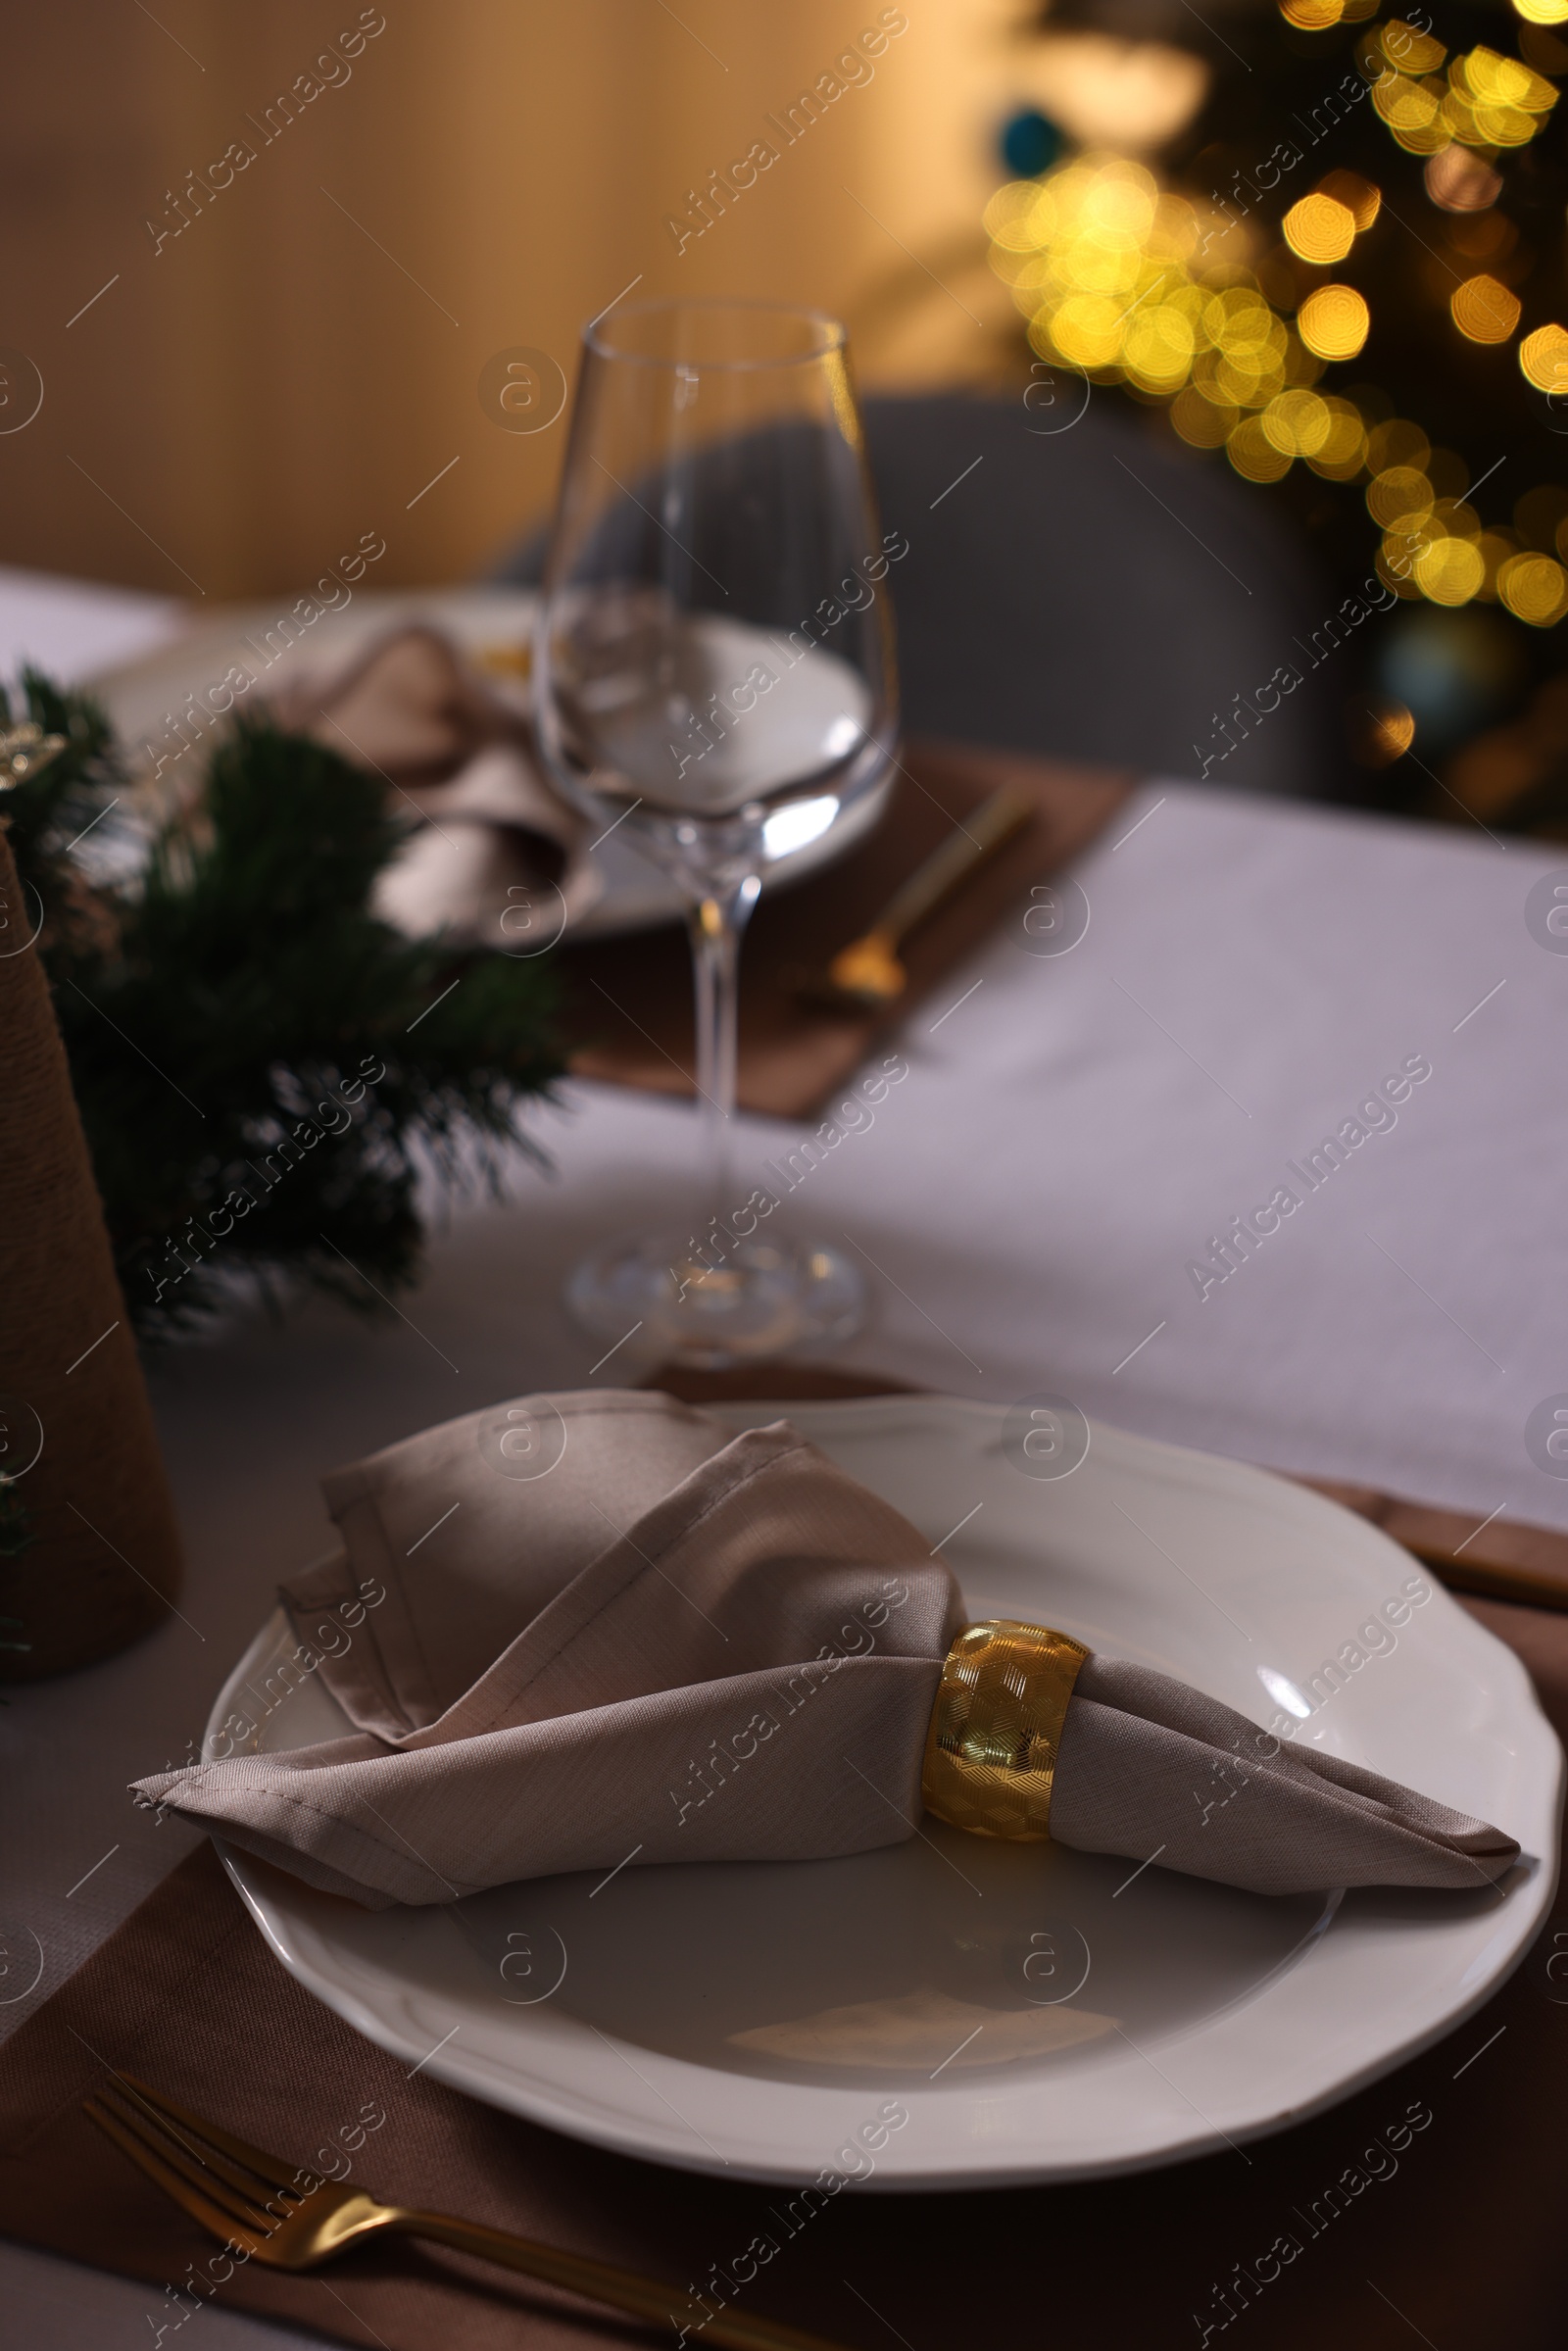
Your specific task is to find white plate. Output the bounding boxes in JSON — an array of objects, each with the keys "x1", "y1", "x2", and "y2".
[
  {"x1": 208, "y1": 1396, "x2": 1561, "y2": 2188},
  {"x1": 87, "y1": 589, "x2": 884, "y2": 942}
]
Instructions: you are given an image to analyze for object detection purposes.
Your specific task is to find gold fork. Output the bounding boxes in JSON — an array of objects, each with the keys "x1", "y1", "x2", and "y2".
[
  {"x1": 797, "y1": 785, "x2": 1035, "y2": 1013},
  {"x1": 85, "y1": 2073, "x2": 844, "y2": 2351}
]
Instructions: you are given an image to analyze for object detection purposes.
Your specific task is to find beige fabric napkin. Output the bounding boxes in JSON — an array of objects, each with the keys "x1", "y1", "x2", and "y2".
[
  {"x1": 133, "y1": 1392, "x2": 1520, "y2": 1907},
  {"x1": 270, "y1": 625, "x2": 599, "y2": 947}
]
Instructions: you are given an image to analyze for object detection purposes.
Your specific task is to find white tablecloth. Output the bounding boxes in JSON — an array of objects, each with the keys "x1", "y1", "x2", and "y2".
[
  {"x1": 4, "y1": 575, "x2": 1565, "y2": 2346},
  {"x1": 0, "y1": 564, "x2": 185, "y2": 691}
]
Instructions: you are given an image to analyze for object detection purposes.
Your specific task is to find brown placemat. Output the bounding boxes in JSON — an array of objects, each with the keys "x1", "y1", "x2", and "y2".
[
  {"x1": 557, "y1": 739, "x2": 1131, "y2": 1118},
  {"x1": 1295, "y1": 1473, "x2": 1568, "y2": 1613},
  {"x1": 4, "y1": 1372, "x2": 1566, "y2": 2351}
]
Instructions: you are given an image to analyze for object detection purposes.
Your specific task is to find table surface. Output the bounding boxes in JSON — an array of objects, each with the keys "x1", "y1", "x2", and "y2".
[{"x1": 4, "y1": 571, "x2": 1567, "y2": 2347}]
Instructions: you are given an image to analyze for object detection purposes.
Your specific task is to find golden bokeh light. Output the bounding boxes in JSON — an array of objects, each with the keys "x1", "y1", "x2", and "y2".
[
  {"x1": 1317, "y1": 171, "x2": 1382, "y2": 231},
  {"x1": 983, "y1": 145, "x2": 1540, "y2": 626},
  {"x1": 1413, "y1": 536, "x2": 1486, "y2": 606},
  {"x1": 983, "y1": 181, "x2": 1051, "y2": 250},
  {"x1": 1305, "y1": 398, "x2": 1369, "y2": 477},
  {"x1": 1361, "y1": 701, "x2": 1417, "y2": 762},
  {"x1": 1214, "y1": 341, "x2": 1291, "y2": 405},
  {"x1": 1372, "y1": 74, "x2": 1449, "y2": 154},
  {"x1": 1124, "y1": 303, "x2": 1198, "y2": 387},
  {"x1": 1284, "y1": 328, "x2": 1327, "y2": 388},
  {"x1": 1379, "y1": 20, "x2": 1446, "y2": 71},
  {"x1": 1261, "y1": 388, "x2": 1333, "y2": 456},
  {"x1": 1450, "y1": 274, "x2": 1523, "y2": 342},
  {"x1": 1514, "y1": 0, "x2": 1568, "y2": 21},
  {"x1": 1476, "y1": 531, "x2": 1518, "y2": 597},
  {"x1": 1049, "y1": 292, "x2": 1127, "y2": 368},
  {"x1": 1227, "y1": 415, "x2": 1294, "y2": 482},
  {"x1": 1424, "y1": 147, "x2": 1503, "y2": 210},
  {"x1": 1297, "y1": 283, "x2": 1371, "y2": 361},
  {"x1": 1520, "y1": 324, "x2": 1568, "y2": 391},
  {"x1": 1432, "y1": 496, "x2": 1482, "y2": 543},
  {"x1": 1367, "y1": 465, "x2": 1435, "y2": 527},
  {"x1": 1283, "y1": 192, "x2": 1357, "y2": 263},
  {"x1": 1497, "y1": 552, "x2": 1568, "y2": 622},
  {"x1": 1419, "y1": 45, "x2": 1562, "y2": 150},
  {"x1": 1280, "y1": 0, "x2": 1343, "y2": 26},
  {"x1": 1455, "y1": 45, "x2": 1556, "y2": 109},
  {"x1": 1446, "y1": 94, "x2": 1538, "y2": 147},
  {"x1": 1170, "y1": 386, "x2": 1236, "y2": 447},
  {"x1": 1378, "y1": 534, "x2": 1425, "y2": 596}
]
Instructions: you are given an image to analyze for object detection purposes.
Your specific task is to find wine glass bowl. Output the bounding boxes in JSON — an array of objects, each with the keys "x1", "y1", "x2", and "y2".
[
  {"x1": 535, "y1": 299, "x2": 899, "y2": 1366},
  {"x1": 537, "y1": 302, "x2": 897, "y2": 860}
]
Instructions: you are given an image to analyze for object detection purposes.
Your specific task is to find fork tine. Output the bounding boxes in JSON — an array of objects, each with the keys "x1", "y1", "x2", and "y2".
[
  {"x1": 91, "y1": 2088, "x2": 267, "y2": 2231},
  {"x1": 112, "y1": 2072, "x2": 317, "y2": 2204},
  {"x1": 85, "y1": 2098, "x2": 268, "y2": 2258}
]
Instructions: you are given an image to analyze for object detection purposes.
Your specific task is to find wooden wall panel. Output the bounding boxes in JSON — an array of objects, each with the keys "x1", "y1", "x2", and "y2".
[{"x1": 0, "y1": 0, "x2": 1015, "y2": 600}]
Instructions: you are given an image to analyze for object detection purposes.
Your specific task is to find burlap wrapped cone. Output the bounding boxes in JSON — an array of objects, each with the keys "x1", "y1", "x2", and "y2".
[{"x1": 0, "y1": 823, "x2": 183, "y2": 1678}]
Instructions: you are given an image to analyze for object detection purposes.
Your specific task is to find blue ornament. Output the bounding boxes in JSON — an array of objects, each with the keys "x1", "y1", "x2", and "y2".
[
  {"x1": 1000, "y1": 108, "x2": 1063, "y2": 179},
  {"x1": 1375, "y1": 609, "x2": 1523, "y2": 753}
]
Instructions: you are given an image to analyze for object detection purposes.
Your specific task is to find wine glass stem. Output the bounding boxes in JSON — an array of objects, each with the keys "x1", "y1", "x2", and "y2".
[{"x1": 686, "y1": 879, "x2": 759, "y2": 1234}]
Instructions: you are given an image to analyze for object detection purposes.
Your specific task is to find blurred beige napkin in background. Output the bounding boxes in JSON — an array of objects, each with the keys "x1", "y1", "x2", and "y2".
[
  {"x1": 270, "y1": 624, "x2": 599, "y2": 948},
  {"x1": 133, "y1": 1392, "x2": 1520, "y2": 1909}
]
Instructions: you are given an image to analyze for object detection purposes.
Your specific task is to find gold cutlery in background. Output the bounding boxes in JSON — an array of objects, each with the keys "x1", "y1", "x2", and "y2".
[
  {"x1": 86, "y1": 2074, "x2": 847, "y2": 2351},
  {"x1": 798, "y1": 785, "x2": 1035, "y2": 1014}
]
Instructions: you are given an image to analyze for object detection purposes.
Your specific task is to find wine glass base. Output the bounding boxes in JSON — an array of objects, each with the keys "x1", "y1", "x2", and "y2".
[{"x1": 565, "y1": 1231, "x2": 866, "y2": 1371}]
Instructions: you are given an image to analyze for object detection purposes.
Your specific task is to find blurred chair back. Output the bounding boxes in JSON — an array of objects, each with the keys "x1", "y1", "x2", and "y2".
[
  {"x1": 497, "y1": 389, "x2": 1336, "y2": 795},
  {"x1": 858, "y1": 393, "x2": 1334, "y2": 793}
]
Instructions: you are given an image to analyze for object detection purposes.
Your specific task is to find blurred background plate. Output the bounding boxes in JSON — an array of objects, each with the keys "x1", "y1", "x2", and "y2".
[{"x1": 87, "y1": 587, "x2": 888, "y2": 941}]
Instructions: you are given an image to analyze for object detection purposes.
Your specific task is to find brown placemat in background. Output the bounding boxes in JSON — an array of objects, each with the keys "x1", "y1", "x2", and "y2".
[
  {"x1": 1296, "y1": 1473, "x2": 1568, "y2": 1613},
  {"x1": 5, "y1": 1366, "x2": 1568, "y2": 2351},
  {"x1": 558, "y1": 738, "x2": 1131, "y2": 1118}
]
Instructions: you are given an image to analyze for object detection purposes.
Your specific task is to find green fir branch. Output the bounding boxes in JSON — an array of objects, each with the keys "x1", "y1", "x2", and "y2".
[{"x1": 3, "y1": 678, "x2": 564, "y2": 1342}]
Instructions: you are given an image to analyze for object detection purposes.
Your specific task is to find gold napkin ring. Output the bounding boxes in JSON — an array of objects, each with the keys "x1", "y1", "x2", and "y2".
[{"x1": 920, "y1": 1619, "x2": 1090, "y2": 1841}]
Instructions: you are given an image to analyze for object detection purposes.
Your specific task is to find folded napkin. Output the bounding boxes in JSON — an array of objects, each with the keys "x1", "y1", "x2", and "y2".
[
  {"x1": 270, "y1": 624, "x2": 598, "y2": 947},
  {"x1": 133, "y1": 1393, "x2": 1519, "y2": 1908}
]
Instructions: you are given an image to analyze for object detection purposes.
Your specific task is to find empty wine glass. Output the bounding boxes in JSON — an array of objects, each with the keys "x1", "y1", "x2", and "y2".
[{"x1": 535, "y1": 298, "x2": 899, "y2": 1365}]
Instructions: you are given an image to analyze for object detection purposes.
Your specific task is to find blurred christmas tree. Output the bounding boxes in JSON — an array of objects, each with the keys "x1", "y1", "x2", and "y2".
[{"x1": 991, "y1": 0, "x2": 1568, "y2": 827}]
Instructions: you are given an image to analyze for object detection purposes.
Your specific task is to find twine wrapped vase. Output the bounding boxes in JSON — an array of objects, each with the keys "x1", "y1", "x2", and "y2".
[{"x1": 0, "y1": 822, "x2": 184, "y2": 1678}]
